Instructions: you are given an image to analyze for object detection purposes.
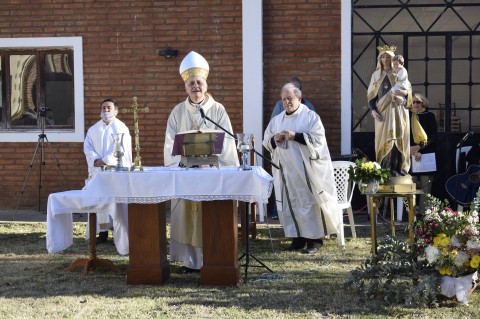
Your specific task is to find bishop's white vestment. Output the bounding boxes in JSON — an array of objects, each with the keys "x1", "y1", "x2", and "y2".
[{"x1": 164, "y1": 94, "x2": 239, "y2": 269}]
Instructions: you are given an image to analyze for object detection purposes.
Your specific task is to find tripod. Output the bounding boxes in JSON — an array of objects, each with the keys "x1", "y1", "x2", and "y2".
[
  {"x1": 14, "y1": 109, "x2": 69, "y2": 220},
  {"x1": 238, "y1": 201, "x2": 273, "y2": 282}
]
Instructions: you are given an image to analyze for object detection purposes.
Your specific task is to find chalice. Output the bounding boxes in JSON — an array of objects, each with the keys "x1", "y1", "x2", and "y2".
[
  {"x1": 111, "y1": 133, "x2": 129, "y2": 171},
  {"x1": 237, "y1": 133, "x2": 253, "y2": 170}
]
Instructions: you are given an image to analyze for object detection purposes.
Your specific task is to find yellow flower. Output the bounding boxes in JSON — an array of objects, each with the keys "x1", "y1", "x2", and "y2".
[
  {"x1": 470, "y1": 255, "x2": 480, "y2": 268},
  {"x1": 440, "y1": 237, "x2": 450, "y2": 247},
  {"x1": 439, "y1": 265, "x2": 453, "y2": 276},
  {"x1": 363, "y1": 162, "x2": 374, "y2": 170},
  {"x1": 433, "y1": 234, "x2": 449, "y2": 247}
]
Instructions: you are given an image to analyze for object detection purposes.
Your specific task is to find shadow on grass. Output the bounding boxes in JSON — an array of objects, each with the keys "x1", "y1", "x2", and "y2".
[{"x1": 1, "y1": 222, "x2": 478, "y2": 318}]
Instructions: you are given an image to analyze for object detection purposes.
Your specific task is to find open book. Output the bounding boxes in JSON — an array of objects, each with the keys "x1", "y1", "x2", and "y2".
[
  {"x1": 411, "y1": 152, "x2": 436, "y2": 173},
  {"x1": 172, "y1": 129, "x2": 225, "y2": 156}
]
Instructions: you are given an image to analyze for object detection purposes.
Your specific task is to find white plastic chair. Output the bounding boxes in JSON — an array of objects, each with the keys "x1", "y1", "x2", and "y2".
[{"x1": 332, "y1": 161, "x2": 357, "y2": 244}]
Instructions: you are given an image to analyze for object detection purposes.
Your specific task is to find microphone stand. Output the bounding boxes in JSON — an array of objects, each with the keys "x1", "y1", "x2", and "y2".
[
  {"x1": 199, "y1": 108, "x2": 274, "y2": 280},
  {"x1": 455, "y1": 140, "x2": 466, "y2": 209},
  {"x1": 199, "y1": 108, "x2": 279, "y2": 169},
  {"x1": 454, "y1": 132, "x2": 474, "y2": 208}
]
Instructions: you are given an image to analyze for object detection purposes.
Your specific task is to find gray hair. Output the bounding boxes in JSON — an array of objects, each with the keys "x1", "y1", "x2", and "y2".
[{"x1": 280, "y1": 82, "x2": 302, "y2": 99}]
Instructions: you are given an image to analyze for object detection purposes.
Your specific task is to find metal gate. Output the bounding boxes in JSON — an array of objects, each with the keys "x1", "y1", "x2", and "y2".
[{"x1": 351, "y1": 0, "x2": 480, "y2": 203}]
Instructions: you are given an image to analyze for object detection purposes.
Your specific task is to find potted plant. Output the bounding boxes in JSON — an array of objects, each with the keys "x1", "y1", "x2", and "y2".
[{"x1": 348, "y1": 157, "x2": 391, "y2": 194}]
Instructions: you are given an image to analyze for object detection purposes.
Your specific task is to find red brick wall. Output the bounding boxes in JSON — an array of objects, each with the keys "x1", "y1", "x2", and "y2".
[
  {"x1": 0, "y1": 0, "x2": 341, "y2": 210},
  {"x1": 263, "y1": 0, "x2": 342, "y2": 148}
]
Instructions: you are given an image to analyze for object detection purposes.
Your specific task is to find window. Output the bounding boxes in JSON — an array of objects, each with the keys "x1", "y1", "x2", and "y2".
[{"x1": 0, "y1": 37, "x2": 84, "y2": 142}]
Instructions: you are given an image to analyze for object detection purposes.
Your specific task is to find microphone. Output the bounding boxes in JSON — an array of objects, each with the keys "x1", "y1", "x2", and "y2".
[
  {"x1": 456, "y1": 131, "x2": 474, "y2": 148},
  {"x1": 194, "y1": 104, "x2": 207, "y2": 126},
  {"x1": 198, "y1": 106, "x2": 205, "y2": 119}
]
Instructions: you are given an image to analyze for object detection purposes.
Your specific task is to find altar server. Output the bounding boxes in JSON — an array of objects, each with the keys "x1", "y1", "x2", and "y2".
[
  {"x1": 164, "y1": 51, "x2": 239, "y2": 273},
  {"x1": 84, "y1": 98, "x2": 132, "y2": 253}
]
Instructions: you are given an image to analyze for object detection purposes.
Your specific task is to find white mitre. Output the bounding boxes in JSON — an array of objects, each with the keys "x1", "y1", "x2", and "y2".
[{"x1": 179, "y1": 51, "x2": 209, "y2": 82}]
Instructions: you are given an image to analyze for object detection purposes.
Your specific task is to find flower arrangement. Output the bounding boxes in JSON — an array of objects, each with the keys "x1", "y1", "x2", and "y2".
[
  {"x1": 415, "y1": 194, "x2": 480, "y2": 277},
  {"x1": 348, "y1": 157, "x2": 391, "y2": 184}
]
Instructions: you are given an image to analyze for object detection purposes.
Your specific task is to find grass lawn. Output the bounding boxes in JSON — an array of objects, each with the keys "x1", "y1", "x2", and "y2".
[{"x1": 0, "y1": 218, "x2": 479, "y2": 319}]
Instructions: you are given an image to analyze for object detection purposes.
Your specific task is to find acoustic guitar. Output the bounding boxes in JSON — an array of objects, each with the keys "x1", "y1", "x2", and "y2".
[{"x1": 445, "y1": 165, "x2": 480, "y2": 205}]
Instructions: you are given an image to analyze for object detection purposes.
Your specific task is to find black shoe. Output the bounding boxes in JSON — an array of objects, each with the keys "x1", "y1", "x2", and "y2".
[
  {"x1": 303, "y1": 238, "x2": 323, "y2": 254},
  {"x1": 177, "y1": 266, "x2": 200, "y2": 274},
  {"x1": 95, "y1": 231, "x2": 108, "y2": 245},
  {"x1": 285, "y1": 237, "x2": 307, "y2": 251},
  {"x1": 303, "y1": 247, "x2": 318, "y2": 254}
]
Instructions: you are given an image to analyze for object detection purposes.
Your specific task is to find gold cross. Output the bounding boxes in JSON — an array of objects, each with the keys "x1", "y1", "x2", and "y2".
[{"x1": 122, "y1": 96, "x2": 149, "y2": 171}]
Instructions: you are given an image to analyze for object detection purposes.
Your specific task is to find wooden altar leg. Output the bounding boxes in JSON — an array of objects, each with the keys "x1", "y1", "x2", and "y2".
[
  {"x1": 201, "y1": 200, "x2": 240, "y2": 286},
  {"x1": 368, "y1": 195, "x2": 377, "y2": 255},
  {"x1": 127, "y1": 202, "x2": 170, "y2": 285},
  {"x1": 65, "y1": 213, "x2": 118, "y2": 275}
]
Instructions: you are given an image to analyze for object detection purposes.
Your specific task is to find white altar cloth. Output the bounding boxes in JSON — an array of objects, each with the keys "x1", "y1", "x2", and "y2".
[{"x1": 46, "y1": 166, "x2": 273, "y2": 255}]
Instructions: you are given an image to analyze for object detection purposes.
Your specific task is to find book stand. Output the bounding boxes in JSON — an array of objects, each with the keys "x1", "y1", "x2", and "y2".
[{"x1": 173, "y1": 131, "x2": 225, "y2": 168}]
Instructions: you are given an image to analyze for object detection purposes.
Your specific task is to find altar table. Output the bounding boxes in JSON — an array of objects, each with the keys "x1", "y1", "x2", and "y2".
[{"x1": 46, "y1": 166, "x2": 273, "y2": 286}]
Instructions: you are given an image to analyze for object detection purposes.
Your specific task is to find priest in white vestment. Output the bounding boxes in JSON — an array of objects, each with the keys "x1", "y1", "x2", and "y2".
[
  {"x1": 83, "y1": 98, "x2": 132, "y2": 253},
  {"x1": 263, "y1": 83, "x2": 342, "y2": 253},
  {"x1": 164, "y1": 51, "x2": 239, "y2": 273}
]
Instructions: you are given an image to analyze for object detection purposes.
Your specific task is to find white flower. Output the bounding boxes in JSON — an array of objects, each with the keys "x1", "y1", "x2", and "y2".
[
  {"x1": 467, "y1": 238, "x2": 480, "y2": 250},
  {"x1": 450, "y1": 235, "x2": 461, "y2": 247},
  {"x1": 425, "y1": 245, "x2": 440, "y2": 264},
  {"x1": 454, "y1": 250, "x2": 469, "y2": 267},
  {"x1": 373, "y1": 162, "x2": 381, "y2": 169}
]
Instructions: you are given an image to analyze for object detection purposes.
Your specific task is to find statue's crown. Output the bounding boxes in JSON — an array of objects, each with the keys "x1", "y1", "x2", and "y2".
[{"x1": 377, "y1": 44, "x2": 397, "y2": 53}]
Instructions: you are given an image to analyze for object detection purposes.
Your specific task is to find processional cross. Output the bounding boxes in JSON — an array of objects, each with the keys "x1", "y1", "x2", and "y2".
[{"x1": 122, "y1": 96, "x2": 149, "y2": 171}]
